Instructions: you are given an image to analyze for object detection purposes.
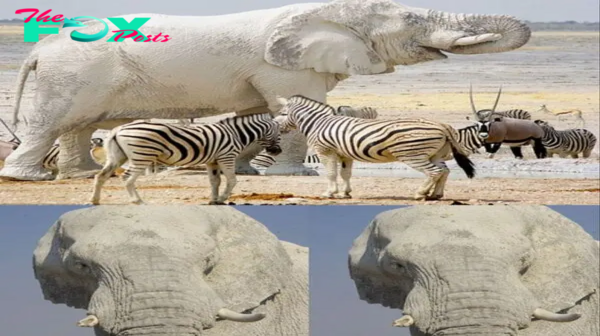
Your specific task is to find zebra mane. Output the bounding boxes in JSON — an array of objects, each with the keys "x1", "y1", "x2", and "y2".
[
  {"x1": 215, "y1": 113, "x2": 271, "y2": 125},
  {"x1": 288, "y1": 95, "x2": 336, "y2": 114}
]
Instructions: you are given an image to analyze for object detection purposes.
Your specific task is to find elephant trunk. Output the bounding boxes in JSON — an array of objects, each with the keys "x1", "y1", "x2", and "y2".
[{"x1": 426, "y1": 10, "x2": 531, "y2": 54}]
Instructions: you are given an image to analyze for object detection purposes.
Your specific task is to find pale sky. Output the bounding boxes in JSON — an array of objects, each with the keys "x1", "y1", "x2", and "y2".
[{"x1": 3, "y1": 0, "x2": 599, "y2": 22}]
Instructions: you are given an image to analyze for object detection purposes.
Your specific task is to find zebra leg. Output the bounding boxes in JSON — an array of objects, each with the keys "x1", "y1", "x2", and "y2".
[
  {"x1": 339, "y1": 157, "x2": 354, "y2": 198},
  {"x1": 319, "y1": 152, "x2": 339, "y2": 198},
  {"x1": 235, "y1": 142, "x2": 262, "y2": 175},
  {"x1": 400, "y1": 157, "x2": 444, "y2": 200},
  {"x1": 509, "y1": 146, "x2": 524, "y2": 159},
  {"x1": 216, "y1": 159, "x2": 237, "y2": 204},
  {"x1": 430, "y1": 161, "x2": 450, "y2": 200},
  {"x1": 570, "y1": 153, "x2": 579, "y2": 159},
  {"x1": 90, "y1": 160, "x2": 122, "y2": 205},
  {"x1": 206, "y1": 163, "x2": 222, "y2": 204},
  {"x1": 122, "y1": 168, "x2": 145, "y2": 204}
]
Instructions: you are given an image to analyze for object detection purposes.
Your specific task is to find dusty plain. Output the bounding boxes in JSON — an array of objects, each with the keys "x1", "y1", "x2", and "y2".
[{"x1": 0, "y1": 29, "x2": 598, "y2": 205}]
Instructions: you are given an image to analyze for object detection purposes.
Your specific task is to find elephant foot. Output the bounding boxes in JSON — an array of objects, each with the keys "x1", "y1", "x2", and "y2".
[
  {"x1": 56, "y1": 169, "x2": 101, "y2": 180},
  {"x1": 235, "y1": 162, "x2": 260, "y2": 175},
  {"x1": 264, "y1": 163, "x2": 318, "y2": 176},
  {"x1": 339, "y1": 193, "x2": 352, "y2": 199},
  {"x1": 0, "y1": 165, "x2": 55, "y2": 181},
  {"x1": 321, "y1": 192, "x2": 336, "y2": 199}
]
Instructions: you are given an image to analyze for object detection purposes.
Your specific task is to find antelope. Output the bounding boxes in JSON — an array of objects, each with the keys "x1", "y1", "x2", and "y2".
[{"x1": 537, "y1": 104, "x2": 585, "y2": 128}]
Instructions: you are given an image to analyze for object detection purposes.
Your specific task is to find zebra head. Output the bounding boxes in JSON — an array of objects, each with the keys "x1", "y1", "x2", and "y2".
[
  {"x1": 469, "y1": 84, "x2": 503, "y2": 139},
  {"x1": 90, "y1": 137, "x2": 104, "y2": 148},
  {"x1": 256, "y1": 116, "x2": 282, "y2": 156}
]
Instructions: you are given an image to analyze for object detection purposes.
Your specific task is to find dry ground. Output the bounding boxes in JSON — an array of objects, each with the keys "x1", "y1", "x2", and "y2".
[{"x1": 0, "y1": 170, "x2": 598, "y2": 205}]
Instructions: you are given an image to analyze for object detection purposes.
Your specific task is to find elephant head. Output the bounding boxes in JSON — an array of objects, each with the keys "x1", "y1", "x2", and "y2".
[
  {"x1": 265, "y1": 0, "x2": 531, "y2": 76},
  {"x1": 33, "y1": 205, "x2": 299, "y2": 336},
  {"x1": 348, "y1": 205, "x2": 599, "y2": 336}
]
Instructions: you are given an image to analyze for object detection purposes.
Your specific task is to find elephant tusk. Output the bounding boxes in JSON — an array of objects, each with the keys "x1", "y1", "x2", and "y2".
[
  {"x1": 392, "y1": 315, "x2": 414, "y2": 327},
  {"x1": 217, "y1": 308, "x2": 266, "y2": 322},
  {"x1": 532, "y1": 308, "x2": 581, "y2": 322},
  {"x1": 454, "y1": 33, "x2": 503, "y2": 46},
  {"x1": 77, "y1": 315, "x2": 99, "y2": 327}
]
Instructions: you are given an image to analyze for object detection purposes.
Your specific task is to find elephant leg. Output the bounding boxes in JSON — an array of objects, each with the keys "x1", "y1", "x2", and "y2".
[
  {"x1": 55, "y1": 119, "x2": 135, "y2": 180},
  {"x1": 55, "y1": 126, "x2": 102, "y2": 180},
  {"x1": 251, "y1": 74, "x2": 326, "y2": 176},
  {"x1": 0, "y1": 121, "x2": 59, "y2": 181}
]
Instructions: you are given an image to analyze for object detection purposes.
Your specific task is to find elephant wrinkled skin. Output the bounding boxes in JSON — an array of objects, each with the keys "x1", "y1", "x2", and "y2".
[
  {"x1": 348, "y1": 205, "x2": 599, "y2": 336},
  {"x1": 33, "y1": 206, "x2": 308, "y2": 336},
  {"x1": 2, "y1": 0, "x2": 531, "y2": 181}
]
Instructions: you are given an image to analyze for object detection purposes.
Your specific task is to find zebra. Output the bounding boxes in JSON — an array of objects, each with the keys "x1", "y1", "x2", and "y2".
[
  {"x1": 534, "y1": 120, "x2": 596, "y2": 158},
  {"x1": 250, "y1": 105, "x2": 379, "y2": 169},
  {"x1": 275, "y1": 95, "x2": 476, "y2": 201},
  {"x1": 90, "y1": 113, "x2": 281, "y2": 205}
]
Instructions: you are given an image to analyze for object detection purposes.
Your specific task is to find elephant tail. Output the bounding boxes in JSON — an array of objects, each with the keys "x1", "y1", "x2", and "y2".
[{"x1": 12, "y1": 55, "x2": 37, "y2": 130}]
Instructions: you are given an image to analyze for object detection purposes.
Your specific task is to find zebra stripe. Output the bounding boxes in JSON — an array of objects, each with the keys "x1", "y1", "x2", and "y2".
[
  {"x1": 535, "y1": 120, "x2": 596, "y2": 158},
  {"x1": 250, "y1": 105, "x2": 379, "y2": 169},
  {"x1": 494, "y1": 109, "x2": 532, "y2": 120},
  {"x1": 90, "y1": 113, "x2": 281, "y2": 205},
  {"x1": 37, "y1": 137, "x2": 105, "y2": 171},
  {"x1": 276, "y1": 95, "x2": 475, "y2": 200}
]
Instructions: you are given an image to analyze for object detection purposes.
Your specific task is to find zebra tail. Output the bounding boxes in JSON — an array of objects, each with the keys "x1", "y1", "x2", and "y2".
[
  {"x1": 451, "y1": 146, "x2": 476, "y2": 179},
  {"x1": 444, "y1": 125, "x2": 476, "y2": 179}
]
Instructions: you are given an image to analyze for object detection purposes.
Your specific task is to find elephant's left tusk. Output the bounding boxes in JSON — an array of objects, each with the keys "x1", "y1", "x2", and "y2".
[
  {"x1": 217, "y1": 308, "x2": 266, "y2": 322},
  {"x1": 392, "y1": 315, "x2": 414, "y2": 327},
  {"x1": 532, "y1": 308, "x2": 581, "y2": 322},
  {"x1": 454, "y1": 33, "x2": 502, "y2": 46},
  {"x1": 77, "y1": 315, "x2": 99, "y2": 327}
]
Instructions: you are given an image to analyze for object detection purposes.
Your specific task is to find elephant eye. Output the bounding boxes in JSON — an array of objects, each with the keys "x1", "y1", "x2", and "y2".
[
  {"x1": 391, "y1": 262, "x2": 404, "y2": 270},
  {"x1": 73, "y1": 260, "x2": 91, "y2": 272}
]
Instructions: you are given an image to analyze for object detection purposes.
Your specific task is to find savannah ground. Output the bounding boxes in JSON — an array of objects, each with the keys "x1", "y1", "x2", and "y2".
[{"x1": 0, "y1": 30, "x2": 598, "y2": 205}]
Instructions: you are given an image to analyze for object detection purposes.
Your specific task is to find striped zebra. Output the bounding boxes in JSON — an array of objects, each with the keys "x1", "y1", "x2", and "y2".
[
  {"x1": 493, "y1": 109, "x2": 532, "y2": 120},
  {"x1": 90, "y1": 113, "x2": 281, "y2": 205},
  {"x1": 275, "y1": 95, "x2": 476, "y2": 201},
  {"x1": 250, "y1": 105, "x2": 379, "y2": 169},
  {"x1": 534, "y1": 120, "x2": 596, "y2": 158}
]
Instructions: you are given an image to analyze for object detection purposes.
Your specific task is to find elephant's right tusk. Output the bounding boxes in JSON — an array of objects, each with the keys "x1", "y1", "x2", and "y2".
[
  {"x1": 392, "y1": 315, "x2": 414, "y2": 327},
  {"x1": 532, "y1": 308, "x2": 581, "y2": 322},
  {"x1": 217, "y1": 308, "x2": 266, "y2": 322},
  {"x1": 77, "y1": 315, "x2": 99, "y2": 327},
  {"x1": 454, "y1": 33, "x2": 502, "y2": 46}
]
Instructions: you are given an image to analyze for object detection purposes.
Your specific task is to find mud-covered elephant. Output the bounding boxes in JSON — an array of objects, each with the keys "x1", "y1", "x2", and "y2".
[
  {"x1": 348, "y1": 205, "x2": 599, "y2": 336},
  {"x1": 2, "y1": 0, "x2": 531, "y2": 181},
  {"x1": 33, "y1": 206, "x2": 308, "y2": 336}
]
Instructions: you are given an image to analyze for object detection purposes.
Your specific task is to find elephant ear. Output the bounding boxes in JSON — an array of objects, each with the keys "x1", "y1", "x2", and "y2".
[
  {"x1": 348, "y1": 210, "x2": 411, "y2": 309},
  {"x1": 32, "y1": 208, "x2": 100, "y2": 309},
  {"x1": 264, "y1": 1, "x2": 389, "y2": 75},
  {"x1": 206, "y1": 208, "x2": 294, "y2": 313},
  {"x1": 518, "y1": 206, "x2": 599, "y2": 312}
]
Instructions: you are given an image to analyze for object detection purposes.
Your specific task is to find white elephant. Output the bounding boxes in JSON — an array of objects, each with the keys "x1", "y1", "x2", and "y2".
[
  {"x1": 3, "y1": 0, "x2": 531, "y2": 181},
  {"x1": 33, "y1": 205, "x2": 308, "y2": 336},
  {"x1": 348, "y1": 205, "x2": 599, "y2": 336}
]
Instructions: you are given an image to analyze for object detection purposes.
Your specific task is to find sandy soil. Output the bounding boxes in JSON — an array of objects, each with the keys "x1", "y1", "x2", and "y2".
[
  {"x1": 0, "y1": 30, "x2": 598, "y2": 205},
  {"x1": 0, "y1": 170, "x2": 597, "y2": 205}
]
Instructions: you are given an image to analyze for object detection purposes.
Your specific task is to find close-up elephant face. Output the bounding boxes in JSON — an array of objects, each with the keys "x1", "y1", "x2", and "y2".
[
  {"x1": 33, "y1": 206, "x2": 295, "y2": 336},
  {"x1": 265, "y1": 0, "x2": 531, "y2": 76},
  {"x1": 348, "y1": 205, "x2": 599, "y2": 336}
]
